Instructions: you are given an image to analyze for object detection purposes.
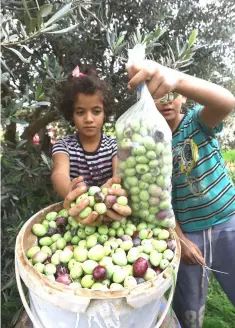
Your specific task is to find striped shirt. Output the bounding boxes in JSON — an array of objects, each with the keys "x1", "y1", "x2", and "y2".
[
  {"x1": 52, "y1": 133, "x2": 117, "y2": 187},
  {"x1": 172, "y1": 106, "x2": 235, "y2": 232}
]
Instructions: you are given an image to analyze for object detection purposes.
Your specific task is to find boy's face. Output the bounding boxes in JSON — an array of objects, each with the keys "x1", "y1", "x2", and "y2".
[{"x1": 154, "y1": 95, "x2": 185, "y2": 122}]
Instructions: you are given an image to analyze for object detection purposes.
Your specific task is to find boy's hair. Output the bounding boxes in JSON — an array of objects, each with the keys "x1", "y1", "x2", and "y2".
[{"x1": 59, "y1": 67, "x2": 113, "y2": 124}]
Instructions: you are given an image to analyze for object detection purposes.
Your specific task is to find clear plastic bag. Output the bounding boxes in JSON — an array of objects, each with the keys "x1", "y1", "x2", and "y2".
[{"x1": 115, "y1": 45, "x2": 175, "y2": 228}]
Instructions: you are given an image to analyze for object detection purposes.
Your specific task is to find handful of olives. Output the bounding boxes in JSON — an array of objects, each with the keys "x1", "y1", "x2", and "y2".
[{"x1": 71, "y1": 184, "x2": 129, "y2": 219}]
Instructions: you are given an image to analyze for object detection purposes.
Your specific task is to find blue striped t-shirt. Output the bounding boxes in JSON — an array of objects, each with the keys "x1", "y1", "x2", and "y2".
[{"x1": 172, "y1": 106, "x2": 235, "y2": 232}]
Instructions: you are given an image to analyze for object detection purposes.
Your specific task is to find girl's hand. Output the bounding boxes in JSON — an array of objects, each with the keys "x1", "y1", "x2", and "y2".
[
  {"x1": 63, "y1": 176, "x2": 87, "y2": 208},
  {"x1": 64, "y1": 176, "x2": 132, "y2": 226},
  {"x1": 127, "y1": 60, "x2": 182, "y2": 101},
  {"x1": 102, "y1": 177, "x2": 132, "y2": 222},
  {"x1": 63, "y1": 177, "x2": 102, "y2": 226},
  {"x1": 69, "y1": 200, "x2": 102, "y2": 226}
]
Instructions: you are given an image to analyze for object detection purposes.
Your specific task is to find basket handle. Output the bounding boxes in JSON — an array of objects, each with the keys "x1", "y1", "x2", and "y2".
[
  {"x1": 15, "y1": 257, "x2": 44, "y2": 328},
  {"x1": 154, "y1": 283, "x2": 175, "y2": 328}
]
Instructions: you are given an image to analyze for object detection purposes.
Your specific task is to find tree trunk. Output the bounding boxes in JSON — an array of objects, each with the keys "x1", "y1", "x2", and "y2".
[
  {"x1": 21, "y1": 109, "x2": 59, "y2": 141},
  {"x1": 5, "y1": 123, "x2": 16, "y2": 145},
  {"x1": 39, "y1": 127, "x2": 52, "y2": 156}
]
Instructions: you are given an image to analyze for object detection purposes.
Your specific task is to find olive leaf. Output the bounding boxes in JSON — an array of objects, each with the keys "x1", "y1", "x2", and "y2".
[
  {"x1": 187, "y1": 29, "x2": 198, "y2": 49},
  {"x1": 40, "y1": 24, "x2": 58, "y2": 33},
  {"x1": 5, "y1": 47, "x2": 31, "y2": 63},
  {"x1": 44, "y1": 3, "x2": 72, "y2": 27},
  {"x1": 44, "y1": 24, "x2": 79, "y2": 35},
  {"x1": 29, "y1": 18, "x2": 37, "y2": 33},
  {"x1": 39, "y1": 4, "x2": 53, "y2": 18},
  {"x1": 21, "y1": 0, "x2": 31, "y2": 19},
  {"x1": 20, "y1": 45, "x2": 34, "y2": 54}
]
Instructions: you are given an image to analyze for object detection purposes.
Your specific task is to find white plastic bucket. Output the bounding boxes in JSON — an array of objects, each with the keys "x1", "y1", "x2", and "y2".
[{"x1": 15, "y1": 202, "x2": 181, "y2": 328}]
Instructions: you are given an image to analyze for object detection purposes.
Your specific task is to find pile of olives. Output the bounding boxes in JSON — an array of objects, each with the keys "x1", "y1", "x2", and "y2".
[{"x1": 27, "y1": 205, "x2": 176, "y2": 290}]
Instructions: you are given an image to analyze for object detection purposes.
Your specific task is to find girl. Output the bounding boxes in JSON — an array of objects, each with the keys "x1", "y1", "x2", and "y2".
[
  {"x1": 51, "y1": 66, "x2": 131, "y2": 225},
  {"x1": 52, "y1": 66, "x2": 117, "y2": 197}
]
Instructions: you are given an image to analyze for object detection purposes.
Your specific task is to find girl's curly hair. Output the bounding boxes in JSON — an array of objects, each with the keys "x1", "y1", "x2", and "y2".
[{"x1": 59, "y1": 67, "x2": 113, "y2": 124}]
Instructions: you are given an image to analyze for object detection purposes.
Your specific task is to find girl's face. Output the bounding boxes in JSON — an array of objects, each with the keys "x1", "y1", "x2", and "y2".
[{"x1": 73, "y1": 92, "x2": 105, "y2": 138}]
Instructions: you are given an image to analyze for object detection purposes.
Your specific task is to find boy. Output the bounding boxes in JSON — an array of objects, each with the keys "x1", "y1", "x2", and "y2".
[{"x1": 127, "y1": 61, "x2": 235, "y2": 328}]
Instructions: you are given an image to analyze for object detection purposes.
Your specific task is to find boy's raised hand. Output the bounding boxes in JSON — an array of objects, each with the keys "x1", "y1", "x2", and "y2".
[{"x1": 127, "y1": 60, "x2": 182, "y2": 101}]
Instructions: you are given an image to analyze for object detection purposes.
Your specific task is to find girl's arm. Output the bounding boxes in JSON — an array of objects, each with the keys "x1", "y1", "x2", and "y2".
[
  {"x1": 112, "y1": 154, "x2": 118, "y2": 177},
  {"x1": 51, "y1": 153, "x2": 71, "y2": 198}
]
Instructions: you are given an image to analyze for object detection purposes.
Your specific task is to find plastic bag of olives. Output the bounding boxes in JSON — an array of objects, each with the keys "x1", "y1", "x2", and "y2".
[{"x1": 115, "y1": 45, "x2": 175, "y2": 228}]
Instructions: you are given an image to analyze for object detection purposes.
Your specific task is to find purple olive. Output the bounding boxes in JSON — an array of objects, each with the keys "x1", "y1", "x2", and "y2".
[
  {"x1": 132, "y1": 238, "x2": 141, "y2": 247},
  {"x1": 56, "y1": 264, "x2": 69, "y2": 277},
  {"x1": 94, "y1": 192, "x2": 105, "y2": 203},
  {"x1": 118, "y1": 149, "x2": 131, "y2": 161},
  {"x1": 156, "y1": 210, "x2": 174, "y2": 221},
  {"x1": 71, "y1": 229, "x2": 77, "y2": 237},
  {"x1": 135, "y1": 277, "x2": 145, "y2": 284},
  {"x1": 120, "y1": 235, "x2": 132, "y2": 241},
  {"x1": 132, "y1": 231, "x2": 139, "y2": 239},
  {"x1": 167, "y1": 240, "x2": 176, "y2": 252},
  {"x1": 104, "y1": 195, "x2": 117, "y2": 209},
  {"x1": 153, "y1": 130, "x2": 164, "y2": 142},
  {"x1": 133, "y1": 257, "x2": 148, "y2": 277},
  {"x1": 93, "y1": 265, "x2": 107, "y2": 281},
  {"x1": 44, "y1": 257, "x2": 51, "y2": 265},
  {"x1": 56, "y1": 217, "x2": 68, "y2": 226},
  {"x1": 57, "y1": 226, "x2": 65, "y2": 235},
  {"x1": 154, "y1": 267, "x2": 162, "y2": 275},
  {"x1": 47, "y1": 228, "x2": 57, "y2": 236},
  {"x1": 56, "y1": 274, "x2": 72, "y2": 285}
]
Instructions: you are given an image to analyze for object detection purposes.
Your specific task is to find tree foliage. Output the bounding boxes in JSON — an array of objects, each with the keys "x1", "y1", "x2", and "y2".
[{"x1": 1, "y1": 0, "x2": 234, "y2": 146}]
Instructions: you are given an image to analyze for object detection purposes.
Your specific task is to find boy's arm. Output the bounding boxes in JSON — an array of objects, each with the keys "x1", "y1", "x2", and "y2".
[
  {"x1": 127, "y1": 61, "x2": 235, "y2": 127},
  {"x1": 175, "y1": 219, "x2": 205, "y2": 265},
  {"x1": 175, "y1": 74, "x2": 235, "y2": 128}
]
